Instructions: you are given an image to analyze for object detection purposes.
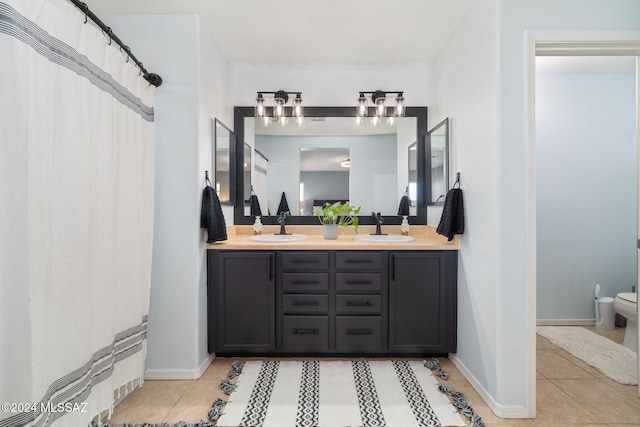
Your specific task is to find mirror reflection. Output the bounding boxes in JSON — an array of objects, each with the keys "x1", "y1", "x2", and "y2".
[
  {"x1": 408, "y1": 142, "x2": 418, "y2": 216},
  {"x1": 213, "y1": 119, "x2": 234, "y2": 204},
  {"x1": 427, "y1": 118, "x2": 449, "y2": 205},
  {"x1": 243, "y1": 116, "x2": 416, "y2": 217},
  {"x1": 300, "y1": 148, "x2": 350, "y2": 216}
]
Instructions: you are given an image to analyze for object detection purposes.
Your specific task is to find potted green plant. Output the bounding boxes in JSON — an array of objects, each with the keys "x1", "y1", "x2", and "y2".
[{"x1": 313, "y1": 202, "x2": 361, "y2": 239}]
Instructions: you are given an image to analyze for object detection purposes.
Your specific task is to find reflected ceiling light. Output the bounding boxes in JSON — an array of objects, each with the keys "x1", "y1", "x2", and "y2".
[
  {"x1": 356, "y1": 90, "x2": 406, "y2": 121},
  {"x1": 255, "y1": 90, "x2": 303, "y2": 125},
  {"x1": 340, "y1": 158, "x2": 350, "y2": 168}
]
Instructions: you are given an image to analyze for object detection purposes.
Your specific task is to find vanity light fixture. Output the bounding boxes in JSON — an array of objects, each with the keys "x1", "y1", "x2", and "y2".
[
  {"x1": 356, "y1": 90, "x2": 406, "y2": 121},
  {"x1": 255, "y1": 90, "x2": 303, "y2": 126},
  {"x1": 340, "y1": 158, "x2": 351, "y2": 168}
]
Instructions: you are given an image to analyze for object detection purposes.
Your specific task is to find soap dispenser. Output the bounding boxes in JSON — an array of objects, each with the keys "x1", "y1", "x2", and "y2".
[
  {"x1": 400, "y1": 215, "x2": 410, "y2": 236},
  {"x1": 253, "y1": 216, "x2": 263, "y2": 235}
]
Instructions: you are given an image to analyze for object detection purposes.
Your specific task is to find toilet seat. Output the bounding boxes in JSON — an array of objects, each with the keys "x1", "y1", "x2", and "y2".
[{"x1": 618, "y1": 292, "x2": 637, "y2": 304}]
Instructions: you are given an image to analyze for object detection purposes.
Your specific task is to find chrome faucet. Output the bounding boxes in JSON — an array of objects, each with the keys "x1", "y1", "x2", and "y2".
[
  {"x1": 371, "y1": 212, "x2": 387, "y2": 236},
  {"x1": 277, "y1": 211, "x2": 291, "y2": 235}
]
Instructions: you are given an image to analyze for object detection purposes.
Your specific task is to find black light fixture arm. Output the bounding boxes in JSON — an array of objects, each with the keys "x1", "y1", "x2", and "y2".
[
  {"x1": 360, "y1": 90, "x2": 404, "y2": 99},
  {"x1": 68, "y1": 0, "x2": 163, "y2": 87},
  {"x1": 256, "y1": 91, "x2": 302, "y2": 104}
]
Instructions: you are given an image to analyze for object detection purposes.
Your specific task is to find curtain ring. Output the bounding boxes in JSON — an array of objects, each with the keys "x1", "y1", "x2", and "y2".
[
  {"x1": 82, "y1": 2, "x2": 88, "y2": 24},
  {"x1": 125, "y1": 46, "x2": 130, "y2": 63},
  {"x1": 138, "y1": 63, "x2": 144, "y2": 76},
  {"x1": 107, "y1": 27, "x2": 112, "y2": 45}
]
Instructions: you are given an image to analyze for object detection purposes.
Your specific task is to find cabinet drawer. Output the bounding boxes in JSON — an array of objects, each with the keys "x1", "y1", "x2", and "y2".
[
  {"x1": 335, "y1": 295, "x2": 381, "y2": 314},
  {"x1": 282, "y1": 273, "x2": 329, "y2": 292},
  {"x1": 336, "y1": 316, "x2": 383, "y2": 352},
  {"x1": 282, "y1": 316, "x2": 329, "y2": 352},
  {"x1": 336, "y1": 252, "x2": 382, "y2": 271},
  {"x1": 336, "y1": 273, "x2": 382, "y2": 292},
  {"x1": 282, "y1": 252, "x2": 329, "y2": 271},
  {"x1": 283, "y1": 295, "x2": 328, "y2": 314}
]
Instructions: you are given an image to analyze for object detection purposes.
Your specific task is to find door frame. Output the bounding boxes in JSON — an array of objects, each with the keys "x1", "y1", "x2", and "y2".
[{"x1": 524, "y1": 30, "x2": 640, "y2": 414}]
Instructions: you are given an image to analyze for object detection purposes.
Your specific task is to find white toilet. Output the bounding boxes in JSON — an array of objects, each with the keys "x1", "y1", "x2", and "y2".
[{"x1": 614, "y1": 292, "x2": 637, "y2": 352}]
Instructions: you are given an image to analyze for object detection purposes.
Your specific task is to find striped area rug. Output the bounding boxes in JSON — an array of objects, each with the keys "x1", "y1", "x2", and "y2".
[{"x1": 217, "y1": 360, "x2": 466, "y2": 427}]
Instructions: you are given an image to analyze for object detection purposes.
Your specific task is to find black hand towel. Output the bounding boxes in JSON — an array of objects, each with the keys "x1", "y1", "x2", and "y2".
[
  {"x1": 277, "y1": 192, "x2": 290, "y2": 215},
  {"x1": 436, "y1": 188, "x2": 464, "y2": 241},
  {"x1": 200, "y1": 185, "x2": 227, "y2": 243},
  {"x1": 249, "y1": 194, "x2": 262, "y2": 217},
  {"x1": 397, "y1": 195, "x2": 410, "y2": 216}
]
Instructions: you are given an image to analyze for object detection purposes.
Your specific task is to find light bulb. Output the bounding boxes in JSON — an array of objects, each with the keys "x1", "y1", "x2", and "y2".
[
  {"x1": 356, "y1": 93, "x2": 368, "y2": 117},
  {"x1": 255, "y1": 94, "x2": 265, "y2": 117}
]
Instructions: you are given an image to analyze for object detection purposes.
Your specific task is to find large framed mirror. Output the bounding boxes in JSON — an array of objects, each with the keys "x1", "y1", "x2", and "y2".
[
  {"x1": 426, "y1": 118, "x2": 449, "y2": 205},
  {"x1": 233, "y1": 106, "x2": 428, "y2": 225},
  {"x1": 213, "y1": 119, "x2": 235, "y2": 205}
]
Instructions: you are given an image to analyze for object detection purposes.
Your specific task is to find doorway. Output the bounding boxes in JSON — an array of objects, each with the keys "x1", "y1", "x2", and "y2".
[{"x1": 525, "y1": 33, "x2": 640, "y2": 416}]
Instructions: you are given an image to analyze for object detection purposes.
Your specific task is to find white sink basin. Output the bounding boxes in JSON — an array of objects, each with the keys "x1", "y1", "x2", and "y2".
[
  {"x1": 354, "y1": 234, "x2": 416, "y2": 243},
  {"x1": 249, "y1": 233, "x2": 309, "y2": 243}
]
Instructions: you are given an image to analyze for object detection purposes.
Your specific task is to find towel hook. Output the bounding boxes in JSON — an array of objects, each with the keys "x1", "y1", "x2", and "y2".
[
  {"x1": 204, "y1": 170, "x2": 212, "y2": 186},
  {"x1": 453, "y1": 172, "x2": 461, "y2": 189}
]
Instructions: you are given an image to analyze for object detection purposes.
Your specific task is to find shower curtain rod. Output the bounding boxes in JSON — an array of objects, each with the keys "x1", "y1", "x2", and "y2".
[{"x1": 68, "y1": 0, "x2": 163, "y2": 87}]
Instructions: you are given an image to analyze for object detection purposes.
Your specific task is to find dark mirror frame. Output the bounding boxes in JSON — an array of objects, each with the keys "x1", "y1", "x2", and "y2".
[
  {"x1": 233, "y1": 106, "x2": 428, "y2": 225},
  {"x1": 426, "y1": 117, "x2": 450, "y2": 206},
  {"x1": 213, "y1": 118, "x2": 235, "y2": 206}
]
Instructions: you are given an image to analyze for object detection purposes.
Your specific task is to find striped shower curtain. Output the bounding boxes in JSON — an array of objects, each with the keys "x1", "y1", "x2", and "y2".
[{"x1": 0, "y1": 1, "x2": 155, "y2": 426}]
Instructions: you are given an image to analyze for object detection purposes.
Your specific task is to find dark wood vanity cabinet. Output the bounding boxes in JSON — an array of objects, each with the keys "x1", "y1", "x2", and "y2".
[
  {"x1": 207, "y1": 250, "x2": 456, "y2": 355},
  {"x1": 208, "y1": 252, "x2": 275, "y2": 353},
  {"x1": 389, "y1": 251, "x2": 457, "y2": 353}
]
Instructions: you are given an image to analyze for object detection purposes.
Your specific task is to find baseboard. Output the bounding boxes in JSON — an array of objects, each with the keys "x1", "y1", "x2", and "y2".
[
  {"x1": 536, "y1": 319, "x2": 594, "y2": 326},
  {"x1": 144, "y1": 353, "x2": 215, "y2": 380},
  {"x1": 449, "y1": 354, "x2": 530, "y2": 419}
]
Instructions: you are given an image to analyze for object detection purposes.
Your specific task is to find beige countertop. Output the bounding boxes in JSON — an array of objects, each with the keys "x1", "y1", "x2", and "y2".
[{"x1": 206, "y1": 225, "x2": 458, "y2": 251}]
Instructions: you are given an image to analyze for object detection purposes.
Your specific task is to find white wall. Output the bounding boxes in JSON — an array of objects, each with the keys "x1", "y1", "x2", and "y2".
[
  {"x1": 536, "y1": 72, "x2": 637, "y2": 321},
  {"x1": 426, "y1": 0, "x2": 500, "y2": 408},
  {"x1": 496, "y1": 0, "x2": 640, "y2": 410},
  {"x1": 197, "y1": 21, "x2": 235, "y2": 373},
  {"x1": 105, "y1": 15, "x2": 234, "y2": 377}
]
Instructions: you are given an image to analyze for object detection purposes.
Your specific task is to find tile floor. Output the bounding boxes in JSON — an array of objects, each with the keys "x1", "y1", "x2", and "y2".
[{"x1": 106, "y1": 327, "x2": 639, "y2": 426}]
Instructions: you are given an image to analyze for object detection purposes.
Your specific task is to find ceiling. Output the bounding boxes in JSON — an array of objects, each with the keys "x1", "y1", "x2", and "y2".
[{"x1": 88, "y1": 0, "x2": 476, "y2": 69}]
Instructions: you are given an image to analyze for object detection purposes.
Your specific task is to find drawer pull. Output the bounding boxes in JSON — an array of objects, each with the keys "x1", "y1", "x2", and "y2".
[
  {"x1": 345, "y1": 280, "x2": 373, "y2": 285},
  {"x1": 293, "y1": 328, "x2": 319, "y2": 335},
  {"x1": 346, "y1": 328, "x2": 373, "y2": 335},
  {"x1": 292, "y1": 300, "x2": 320, "y2": 307},
  {"x1": 345, "y1": 259, "x2": 373, "y2": 264},
  {"x1": 292, "y1": 259, "x2": 320, "y2": 264},
  {"x1": 346, "y1": 300, "x2": 373, "y2": 307},
  {"x1": 291, "y1": 280, "x2": 319, "y2": 285}
]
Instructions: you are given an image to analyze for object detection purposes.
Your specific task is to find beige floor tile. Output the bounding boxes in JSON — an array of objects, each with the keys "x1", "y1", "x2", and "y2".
[
  {"x1": 550, "y1": 378, "x2": 640, "y2": 424},
  {"x1": 600, "y1": 378, "x2": 640, "y2": 401},
  {"x1": 163, "y1": 380, "x2": 223, "y2": 423},
  {"x1": 536, "y1": 349, "x2": 596, "y2": 379},
  {"x1": 199, "y1": 357, "x2": 235, "y2": 381},
  {"x1": 107, "y1": 380, "x2": 191, "y2": 424},
  {"x1": 444, "y1": 379, "x2": 512, "y2": 425},
  {"x1": 537, "y1": 335, "x2": 559, "y2": 350},
  {"x1": 527, "y1": 380, "x2": 602, "y2": 424},
  {"x1": 581, "y1": 325, "x2": 626, "y2": 346},
  {"x1": 552, "y1": 348, "x2": 606, "y2": 379}
]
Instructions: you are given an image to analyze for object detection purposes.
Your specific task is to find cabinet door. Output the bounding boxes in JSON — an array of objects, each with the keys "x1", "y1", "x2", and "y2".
[
  {"x1": 389, "y1": 252, "x2": 457, "y2": 353},
  {"x1": 215, "y1": 252, "x2": 275, "y2": 353}
]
